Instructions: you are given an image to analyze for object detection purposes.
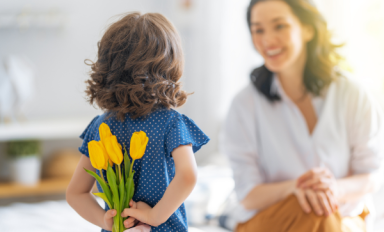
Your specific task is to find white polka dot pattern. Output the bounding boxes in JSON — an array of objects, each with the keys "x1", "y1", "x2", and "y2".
[{"x1": 78, "y1": 108, "x2": 210, "y2": 232}]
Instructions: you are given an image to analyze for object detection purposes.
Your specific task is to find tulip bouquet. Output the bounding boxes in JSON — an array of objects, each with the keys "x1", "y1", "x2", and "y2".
[{"x1": 84, "y1": 123, "x2": 148, "y2": 232}]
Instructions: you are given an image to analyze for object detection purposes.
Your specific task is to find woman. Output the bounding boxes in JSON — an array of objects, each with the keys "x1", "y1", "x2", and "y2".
[{"x1": 220, "y1": 0, "x2": 384, "y2": 231}]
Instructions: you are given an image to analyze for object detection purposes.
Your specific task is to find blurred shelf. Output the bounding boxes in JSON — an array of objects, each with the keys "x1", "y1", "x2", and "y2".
[
  {"x1": 0, "y1": 118, "x2": 92, "y2": 141},
  {"x1": 0, "y1": 10, "x2": 66, "y2": 30},
  {"x1": 0, "y1": 177, "x2": 71, "y2": 199},
  {"x1": 0, "y1": 177, "x2": 99, "y2": 199}
]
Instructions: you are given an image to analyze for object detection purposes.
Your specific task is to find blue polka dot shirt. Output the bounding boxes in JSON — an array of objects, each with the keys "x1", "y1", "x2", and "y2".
[{"x1": 78, "y1": 108, "x2": 210, "y2": 232}]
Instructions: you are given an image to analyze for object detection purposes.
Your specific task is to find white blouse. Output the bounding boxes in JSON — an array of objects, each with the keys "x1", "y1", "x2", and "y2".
[{"x1": 220, "y1": 76, "x2": 384, "y2": 223}]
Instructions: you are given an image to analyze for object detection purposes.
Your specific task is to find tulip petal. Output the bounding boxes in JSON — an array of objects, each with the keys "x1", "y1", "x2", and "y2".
[
  {"x1": 105, "y1": 135, "x2": 124, "y2": 165},
  {"x1": 129, "y1": 131, "x2": 148, "y2": 160},
  {"x1": 99, "y1": 123, "x2": 112, "y2": 141},
  {"x1": 88, "y1": 140, "x2": 107, "y2": 170}
]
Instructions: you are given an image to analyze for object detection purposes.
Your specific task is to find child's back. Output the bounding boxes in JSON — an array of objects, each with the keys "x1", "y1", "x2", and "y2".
[
  {"x1": 79, "y1": 108, "x2": 208, "y2": 231},
  {"x1": 66, "y1": 12, "x2": 209, "y2": 232}
]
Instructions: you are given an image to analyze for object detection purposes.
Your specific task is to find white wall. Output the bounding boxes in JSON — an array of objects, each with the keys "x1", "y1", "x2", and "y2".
[
  {"x1": 313, "y1": 0, "x2": 384, "y2": 97},
  {"x1": 0, "y1": 0, "x2": 159, "y2": 120},
  {"x1": 0, "y1": 0, "x2": 262, "y2": 162}
]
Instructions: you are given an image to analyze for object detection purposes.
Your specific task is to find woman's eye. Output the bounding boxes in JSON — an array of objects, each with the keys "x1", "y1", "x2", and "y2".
[
  {"x1": 276, "y1": 24, "x2": 286, "y2": 30},
  {"x1": 253, "y1": 28, "x2": 264, "y2": 34}
]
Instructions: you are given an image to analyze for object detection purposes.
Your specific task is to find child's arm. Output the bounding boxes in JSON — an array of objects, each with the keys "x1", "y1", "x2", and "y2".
[
  {"x1": 66, "y1": 155, "x2": 117, "y2": 231},
  {"x1": 121, "y1": 144, "x2": 198, "y2": 227}
]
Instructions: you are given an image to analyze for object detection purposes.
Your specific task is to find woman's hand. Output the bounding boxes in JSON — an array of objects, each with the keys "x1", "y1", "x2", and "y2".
[
  {"x1": 297, "y1": 167, "x2": 339, "y2": 197},
  {"x1": 121, "y1": 200, "x2": 159, "y2": 227},
  {"x1": 293, "y1": 186, "x2": 337, "y2": 216},
  {"x1": 294, "y1": 167, "x2": 339, "y2": 216},
  {"x1": 102, "y1": 209, "x2": 117, "y2": 231}
]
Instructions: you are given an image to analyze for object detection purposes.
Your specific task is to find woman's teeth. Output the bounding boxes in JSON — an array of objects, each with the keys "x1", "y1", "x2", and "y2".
[{"x1": 266, "y1": 48, "x2": 282, "y2": 56}]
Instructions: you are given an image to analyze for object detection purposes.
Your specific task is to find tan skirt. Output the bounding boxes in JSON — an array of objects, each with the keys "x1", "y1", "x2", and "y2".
[{"x1": 236, "y1": 194, "x2": 369, "y2": 232}]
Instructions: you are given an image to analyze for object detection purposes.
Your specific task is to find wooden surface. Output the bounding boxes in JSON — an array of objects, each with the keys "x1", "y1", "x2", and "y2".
[{"x1": 0, "y1": 178, "x2": 72, "y2": 198}]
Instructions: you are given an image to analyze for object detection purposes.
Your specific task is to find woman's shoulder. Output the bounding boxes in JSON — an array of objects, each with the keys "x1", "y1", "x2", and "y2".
[
  {"x1": 229, "y1": 83, "x2": 260, "y2": 113},
  {"x1": 330, "y1": 75, "x2": 383, "y2": 117},
  {"x1": 232, "y1": 83, "x2": 257, "y2": 103},
  {"x1": 222, "y1": 83, "x2": 262, "y2": 128},
  {"x1": 332, "y1": 74, "x2": 362, "y2": 93},
  {"x1": 331, "y1": 75, "x2": 373, "y2": 102}
]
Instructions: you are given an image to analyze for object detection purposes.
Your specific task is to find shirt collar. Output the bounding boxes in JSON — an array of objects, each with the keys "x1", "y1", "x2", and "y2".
[
  {"x1": 271, "y1": 73, "x2": 328, "y2": 103},
  {"x1": 271, "y1": 74, "x2": 290, "y2": 102}
]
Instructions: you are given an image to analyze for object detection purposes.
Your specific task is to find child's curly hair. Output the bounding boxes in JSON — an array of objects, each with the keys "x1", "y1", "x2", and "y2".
[{"x1": 85, "y1": 12, "x2": 188, "y2": 121}]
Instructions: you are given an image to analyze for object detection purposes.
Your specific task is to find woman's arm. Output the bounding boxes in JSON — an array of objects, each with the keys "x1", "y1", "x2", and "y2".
[
  {"x1": 242, "y1": 178, "x2": 338, "y2": 216},
  {"x1": 298, "y1": 168, "x2": 382, "y2": 208},
  {"x1": 121, "y1": 144, "x2": 197, "y2": 227},
  {"x1": 337, "y1": 173, "x2": 381, "y2": 203},
  {"x1": 241, "y1": 180, "x2": 295, "y2": 211},
  {"x1": 66, "y1": 155, "x2": 115, "y2": 231}
]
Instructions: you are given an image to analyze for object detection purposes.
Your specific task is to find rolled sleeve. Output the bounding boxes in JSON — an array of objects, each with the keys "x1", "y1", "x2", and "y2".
[
  {"x1": 347, "y1": 84, "x2": 384, "y2": 176},
  {"x1": 220, "y1": 90, "x2": 264, "y2": 202}
]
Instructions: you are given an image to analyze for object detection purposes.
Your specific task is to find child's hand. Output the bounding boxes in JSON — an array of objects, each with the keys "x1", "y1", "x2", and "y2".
[
  {"x1": 122, "y1": 200, "x2": 158, "y2": 227},
  {"x1": 122, "y1": 200, "x2": 139, "y2": 229},
  {"x1": 103, "y1": 209, "x2": 117, "y2": 231}
]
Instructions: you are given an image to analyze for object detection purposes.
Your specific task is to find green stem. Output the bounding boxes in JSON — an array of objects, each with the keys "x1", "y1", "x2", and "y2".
[
  {"x1": 99, "y1": 169, "x2": 106, "y2": 184},
  {"x1": 129, "y1": 159, "x2": 135, "y2": 177},
  {"x1": 118, "y1": 164, "x2": 122, "y2": 182}
]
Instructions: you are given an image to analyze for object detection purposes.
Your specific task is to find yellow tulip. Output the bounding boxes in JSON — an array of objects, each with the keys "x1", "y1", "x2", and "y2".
[
  {"x1": 98, "y1": 122, "x2": 118, "y2": 167},
  {"x1": 88, "y1": 140, "x2": 109, "y2": 170},
  {"x1": 128, "y1": 131, "x2": 148, "y2": 176},
  {"x1": 130, "y1": 131, "x2": 148, "y2": 160},
  {"x1": 107, "y1": 157, "x2": 113, "y2": 167},
  {"x1": 104, "y1": 135, "x2": 124, "y2": 165},
  {"x1": 98, "y1": 122, "x2": 124, "y2": 181},
  {"x1": 99, "y1": 122, "x2": 112, "y2": 141}
]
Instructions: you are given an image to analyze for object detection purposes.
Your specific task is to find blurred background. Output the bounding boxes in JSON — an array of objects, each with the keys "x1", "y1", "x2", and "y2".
[{"x1": 0, "y1": 0, "x2": 383, "y2": 231}]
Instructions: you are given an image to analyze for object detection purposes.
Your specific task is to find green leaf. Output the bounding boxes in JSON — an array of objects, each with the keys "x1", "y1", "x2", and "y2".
[
  {"x1": 84, "y1": 168, "x2": 113, "y2": 207},
  {"x1": 107, "y1": 165, "x2": 119, "y2": 206},
  {"x1": 108, "y1": 164, "x2": 121, "y2": 232},
  {"x1": 130, "y1": 170, "x2": 135, "y2": 178},
  {"x1": 121, "y1": 165, "x2": 125, "y2": 183},
  {"x1": 120, "y1": 219, "x2": 125, "y2": 232},
  {"x1": 93, "y1": 192, "x2": 112, "y2": 209},
  {"x1": 123, "y1": 143, "x2": 130, "y2": 181},
  {"x1": 129, "y1": 171, "x2": 135, "y2": 200},
  {"x1": 6, "y1": 139, "x2": 41, "y2": 157},
  {"x1": 124, "y1": 180, "x2": 131, "y2": 209},
  {"x1": 113, "y1": 202, "x2": 120, "y2": 232},
  {"x1": 124, "y1": 170, "x2": 135, "y2": 209},
  {"x1": 119, "y1": 174, "x2": 125, "y2": 213}
]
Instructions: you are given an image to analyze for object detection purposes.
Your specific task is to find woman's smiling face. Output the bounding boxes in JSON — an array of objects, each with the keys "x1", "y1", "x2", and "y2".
[{"x1": 250, "y1": 1, "x2": 313, "y2": 73}]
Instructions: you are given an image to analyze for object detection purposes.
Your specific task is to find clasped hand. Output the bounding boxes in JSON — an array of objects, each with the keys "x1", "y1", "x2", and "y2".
[
  {"x1": 294, "y1": 167, "x2": 339, "y2": 216},
  {"x1": 103, "y1": 200, "x2": 154, "y2": 231},
  {"x1": 102, "y1": 167, "x2": 340, "y2": 229}
]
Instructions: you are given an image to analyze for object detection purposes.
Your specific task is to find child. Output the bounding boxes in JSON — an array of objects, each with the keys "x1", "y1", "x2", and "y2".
[{"x1": 66, "y1": 12, "x2": 209, "y2": 232}]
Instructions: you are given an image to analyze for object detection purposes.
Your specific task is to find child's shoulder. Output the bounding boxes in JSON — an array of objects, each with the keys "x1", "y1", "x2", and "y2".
[
  {"x1": 138, "y1": 108, "x2": 193, "y2": 129},
  {"x1": 152, "y1": 108, "x2": 197, "y2": 125},
  {"x1": 96, "y1": 108, "x2": 189, "y2": 127}
]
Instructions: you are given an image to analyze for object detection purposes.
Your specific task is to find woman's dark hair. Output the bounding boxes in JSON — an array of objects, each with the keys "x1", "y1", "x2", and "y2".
[
  {"x1": 85, "y1": 12, "x2": 188, "y2": 121},
  {"x1": 247, "y1": 0, "x2": 343, "y2": 101}
]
